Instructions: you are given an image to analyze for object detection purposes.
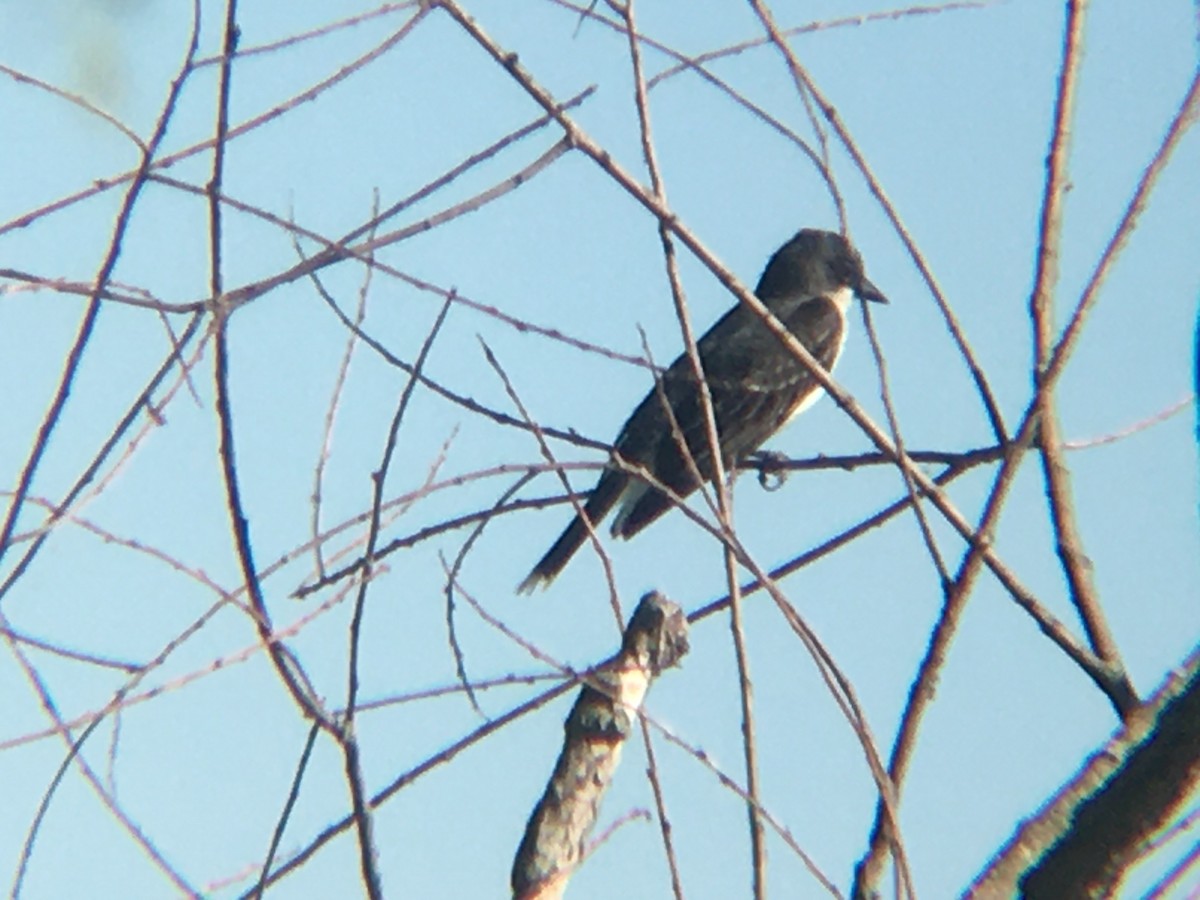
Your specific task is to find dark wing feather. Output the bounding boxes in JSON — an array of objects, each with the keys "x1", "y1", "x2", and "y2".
[{"x1": 612, "y1": 296, "x2": 845, "y2": 538}]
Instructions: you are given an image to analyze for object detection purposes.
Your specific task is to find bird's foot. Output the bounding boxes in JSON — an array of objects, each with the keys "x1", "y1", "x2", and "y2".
[{"x1": 750, "y1": 450, "x2": 790, "y2": 492}]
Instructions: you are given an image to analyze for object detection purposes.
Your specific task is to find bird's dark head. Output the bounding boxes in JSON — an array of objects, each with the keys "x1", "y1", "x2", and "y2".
[{"x1": 756, "y1": 229, "x2": 888, "y2": 305}]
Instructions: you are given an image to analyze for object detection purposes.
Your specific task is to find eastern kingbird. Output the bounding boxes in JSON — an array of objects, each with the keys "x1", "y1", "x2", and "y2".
[{"x1": 518, "y1": 229, "x2": 886, "y2": 593}]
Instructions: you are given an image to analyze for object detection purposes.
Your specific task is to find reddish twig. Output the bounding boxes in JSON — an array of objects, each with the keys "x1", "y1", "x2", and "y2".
[{"x1": 618, "y1": 0, "x2": 766, "y2": 887}]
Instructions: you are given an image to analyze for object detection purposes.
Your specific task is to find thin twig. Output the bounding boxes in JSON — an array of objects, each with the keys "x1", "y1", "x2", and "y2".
[
  {"x1": 10, "y1": 699, "x2": 200, "y2": 898},
  {"x1": 642, "y1": 713, "x2": 844, "y2": 897},
  {"x1": 853, "y1": 7, "x2": 1099, "y2": 893},
  {"x1": 207, "y1": 0, "x2": 332, "y2": 730},
  {"x1": 645, "y1": 2, "x2": 998, "y2": 90},
  {"x1": 0, "y1": 9, "x2": 432, "y2": 239},
  {"x1": 618, "y1": 0, "x2": 766, "y2": 888},
  {"x1": 549, "y1": 0, "x2": 829, "y2": 191},
  {"x1": 445, "y1": 470, "x2": 538, "y2": 715},
  {"x1": 862, "y1": 298, "x2": 949, "y2": 586},
  {"x1": 639, "y1": 722, "x2": 687, "y2": 899},
  {"x1": 222, "y1": 138, "x2": 573, "y2": 315},
  {"x1": 341, "y1": 292, "x2": 454, "y2": 899},
  {"x1": 1027, "y1": 0, "x2": 1124, "y2": 673},
  {"x1": 254, "y1": 722, "x2": 321, "y2": 900},
  {"x1": 195, "y1": 3, "x2": 421, "y2": 67},
  {"x1": 0, "y1": 62, "x2": 147, "y2": 149},
  {"x1": 306, "y1": 192, "x2": 379, "y2": 579},
  {"x1": 2, "y1": 576, "x2": 363, "y2": 754},
  {"x1": 0, "y1": 9, "x2": 201, "y2": 574},
  {"x1": 745, "y1": 0, "x2": 845, "y2": 231},
  {"x1": 3, "y1": 10, "x2": 207, "y2": 893},
  {"x1": 1063, "y1": 394, "x2": 1194, "y2": 449},
  {"x1": 1141, "y1": 836, "x2": 1200, "y2": 900}
]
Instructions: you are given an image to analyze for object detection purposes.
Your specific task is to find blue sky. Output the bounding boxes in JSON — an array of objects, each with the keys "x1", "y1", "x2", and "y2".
[{"x1": 1, "y1": 1, "x2": 1198, "y2": 897}]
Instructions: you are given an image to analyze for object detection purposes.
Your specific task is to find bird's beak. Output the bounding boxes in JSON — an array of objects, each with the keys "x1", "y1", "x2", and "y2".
[{"x1": 857, "y1": 276, "x2": 888, "y2": 304}]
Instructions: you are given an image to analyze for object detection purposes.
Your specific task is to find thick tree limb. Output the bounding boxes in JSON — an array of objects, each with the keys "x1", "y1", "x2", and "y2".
[
  {"x1": 511, "y1": 592, "x2": 690, "y2": 899},
  {"x1": 967, "y1": 644, "x2": 1200, "y2": 898}
]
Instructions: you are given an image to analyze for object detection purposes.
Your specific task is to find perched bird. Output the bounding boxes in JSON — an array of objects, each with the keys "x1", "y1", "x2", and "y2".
[{"x1": 518, "y1": 229, "x2": 887, "y2": 593}]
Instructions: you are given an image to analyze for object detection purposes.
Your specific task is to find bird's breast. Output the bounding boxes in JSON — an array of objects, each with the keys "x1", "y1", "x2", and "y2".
[{"x1": 778, "y1": 288, "x2": 852, "y2": 425}]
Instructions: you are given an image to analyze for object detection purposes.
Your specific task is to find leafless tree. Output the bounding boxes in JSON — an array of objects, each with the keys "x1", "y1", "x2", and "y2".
[{"x1": 1, "y1": 2, "x2": 1197, "y2": 898}]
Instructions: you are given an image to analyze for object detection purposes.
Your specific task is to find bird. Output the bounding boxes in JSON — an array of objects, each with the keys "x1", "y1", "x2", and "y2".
[{"x1": 517, "y1": 228, "x2": 887, "y2": 593}]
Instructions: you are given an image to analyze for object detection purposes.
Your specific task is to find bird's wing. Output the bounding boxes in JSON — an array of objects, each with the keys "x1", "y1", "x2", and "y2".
[{"x1": 610, "y1": 295, "x2": 845, "y2": 539}]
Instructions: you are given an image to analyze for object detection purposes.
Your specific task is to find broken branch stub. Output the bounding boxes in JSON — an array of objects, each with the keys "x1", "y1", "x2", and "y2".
[{"x1": 511, "y1": 591, "x2": 690, "y2": 899}]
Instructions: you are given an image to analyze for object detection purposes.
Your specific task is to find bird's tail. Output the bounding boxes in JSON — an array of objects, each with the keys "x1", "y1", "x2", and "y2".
[{"x1": 517, "y1": 470, "x2": 628, "y2": 593}]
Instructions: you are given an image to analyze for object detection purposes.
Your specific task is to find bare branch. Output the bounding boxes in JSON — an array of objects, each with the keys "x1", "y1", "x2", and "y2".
[
  {"x1": 967, "y1": 645, "x2": 1200, "y2": 897},
  {"x1": 511, "y1": 591, "x2": 690, "y2": 899}
]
